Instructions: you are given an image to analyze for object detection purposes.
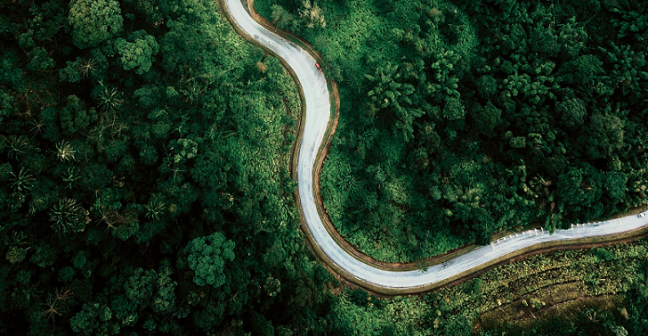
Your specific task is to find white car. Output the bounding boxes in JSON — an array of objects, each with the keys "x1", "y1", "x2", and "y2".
[{"x1": 639, "y1": 211, "x2": 647, "y2": 218}]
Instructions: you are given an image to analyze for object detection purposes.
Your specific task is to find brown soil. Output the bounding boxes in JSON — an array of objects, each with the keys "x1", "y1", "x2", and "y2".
[{"x1": 479, "y1": 293, "x2": 620, "y2": 330}]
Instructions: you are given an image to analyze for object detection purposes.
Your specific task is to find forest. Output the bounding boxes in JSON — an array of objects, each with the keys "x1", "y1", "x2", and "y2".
[
  {"x1": 0, "y1": 0, "x2": 329, "y2": 334},
  {"x1": 1, "y1": 0, "x2": 648, "y2": 335},
  {"x1": 256, "y1": 0, "x2": 648, "y2": 263}
]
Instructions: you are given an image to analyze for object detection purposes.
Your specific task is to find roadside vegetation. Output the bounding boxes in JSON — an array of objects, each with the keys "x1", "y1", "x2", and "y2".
[
  {"x1": 256, "y1": 0, "x2": 648, "y2": 263},
  {"x1": 2, "y1": 0, "x2": 648, "y2": 334},
  {"x1": 311, "y1": 239, "x2": 648, "y2": 335}
]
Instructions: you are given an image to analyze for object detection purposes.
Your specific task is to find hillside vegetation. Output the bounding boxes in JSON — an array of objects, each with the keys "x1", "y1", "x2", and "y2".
[
  {"x1": 256, "y1": 0, "x2": 648, "y2": 262},
  {"x1": 1, "y1": 0, "x2": 648, "y2": 335}
]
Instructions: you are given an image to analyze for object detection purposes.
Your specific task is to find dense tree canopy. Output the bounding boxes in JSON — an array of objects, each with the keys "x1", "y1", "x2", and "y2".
[
  {"x1": 0, "y1": 0, "x2": 340, "y2": 334},
  {"x1": 1, "y1": 0, "x2": 648, "y2": 335}
]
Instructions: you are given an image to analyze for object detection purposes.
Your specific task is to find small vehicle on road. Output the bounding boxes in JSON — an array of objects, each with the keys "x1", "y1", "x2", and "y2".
[
  {"x1": 639, "y1": 211, "x2": 647, "y2": 218},
  {"x1": 315, "y1": 62, "x2": 321, "y2": 70}
]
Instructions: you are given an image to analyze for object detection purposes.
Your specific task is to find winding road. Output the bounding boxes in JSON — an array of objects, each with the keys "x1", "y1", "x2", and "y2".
[{"x1": 223, "y1": 0, "x2": 648, "y2": 295}]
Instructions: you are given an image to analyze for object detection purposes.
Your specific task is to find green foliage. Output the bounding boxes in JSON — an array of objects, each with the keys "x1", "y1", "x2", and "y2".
[
  {"x1": 556, "y1": 98, "x2": 586, "y2": 129},
  {"x1": 124, "y1": 261, "x2": 177, "y2": 314},
  {"x1": 144, "y1": 193, "x2": 165, "y2": 220},
  {"x1": 59, "y1": 61, "x2": 82, "y2": 83},
  {"x1": 55, "y1": 141, "x2": 76, "y2": 162},
  {"x1": 0, "y1": 1, "x2": 314, "y2": 334},
  {"x1": 262, "y1": 0, "x2": 648, "y2": 262},
  {"x1": 115, "y1": 30, "x2": 159, "y2": 75},
  {"x1": 584, "y1": 112, "x2": 625, "y2": 160},
  {"x1": 443, "y1": 97, "x2": 465, "y2": 121},
  {"x1": 365, "y1": 63, "x2": 421, "y2": 141},
  {"x1": 72, "y1": 251, "x2": 86, "y2": 269},
  {"x1": 6, "y1": 246, "x2": 27, "y2": 264},
  {"x1": 3, "y1": 0, "x2": 648, "y2": 334},
  {"x1": 26, "y1": 47, "x2": 55, "y2": 71},
  {"x1": 510, "y1": 136, "x2": 526, "y2": 149},
  {"x1": 271, "y1": 4, "x2": 297, "y2": 30},
  {"x1": 9, "y1": 168, "x2": 35, "y2": 192},
  {"x1": 605, "y1": 172, "x2": 627, "y2": 201},
  {"x1": 0, "y1": 163, "x2": 13, "y2": 182},
  {"x1": 94, "y1": 83, "x2": 124, "y2": 113},
  {"x1": 476, "y1": 75, "x2": 497, "y2": 97},
  {"x1": 59, "y1": 266, "x2": 75, "y2": 282},
  {"x1": 270, "y1": 1, "x2": 325, "y2": 30},
  {"x1": 70, "y1": 302, "x2": 119, "y2": 336},
  {"x1": 68, "y1": 0, "x2": 123, "y2": 49},
  {"x1": 472, "y1": 102, "x2": 501, "y2": 137},
  {"x1": 6, "y1": 135, "x2": 31, "y2": 159},
  {"x1": 29, "y1": 244, "x2": 57, "y2": 268},
  {"x1": 49, "y1": 198, "x2": 89, "y2": 236},
  {"x1": 183, "y1": 232, "x2": 235, "y2": 287},
  {"x1": 0, "y1": 52, "x2": 23, "y2": 89},
  {"x1": 18, "y1": 30, "x2": 35, "y2": 49},
  {"x1": 0, "y1": 89, "x2": 15, "y2": 123},
  {"x1": 168, "y1": 138, "x2": 199, "y2": 164},
  {"x1": 59, "y1": 95, "x2": 97, "y2": 135},
  {"x1": 81, "y1": 164, "x2": 112, "y2": 191}
]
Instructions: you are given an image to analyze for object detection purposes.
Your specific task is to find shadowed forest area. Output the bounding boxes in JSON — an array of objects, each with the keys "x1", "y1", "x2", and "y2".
[
  {"x1": 1, "y1": 0, "x2": 648, "y2": 335},
  {"x1": 256, "y1": 0, "x2": 648, "y2": 263},
  {"x1": 1, "y1": 0, "x2": 331, "y2": 334}
]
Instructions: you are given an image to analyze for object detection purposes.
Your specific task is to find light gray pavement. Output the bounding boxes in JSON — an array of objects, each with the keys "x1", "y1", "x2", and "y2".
[{"x1": 224, "y1": 0, "x2": 648, "y2": 290}]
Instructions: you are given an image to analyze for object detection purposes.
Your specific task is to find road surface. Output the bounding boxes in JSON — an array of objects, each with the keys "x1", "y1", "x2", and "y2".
[{"x1": 223, "y1": 0, "x2": 648, "y2": 293}]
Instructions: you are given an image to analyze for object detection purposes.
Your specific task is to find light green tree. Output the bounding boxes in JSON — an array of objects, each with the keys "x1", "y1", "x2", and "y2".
[
  {"x1": 68, "y1": 0, "x2": 123, "y2": 49},
  {"x1": 271, "y1": 4, "x2": 297, "y2": 30},
  {"x1": 115, "y1": 30, "x2": 159, "y2": 75},
  {"x1": 298, "y1": 0, "x2": 326, "y2": 28},
  {"x1": 183, "y1": 232, "x2": 235, "y2": 287}
]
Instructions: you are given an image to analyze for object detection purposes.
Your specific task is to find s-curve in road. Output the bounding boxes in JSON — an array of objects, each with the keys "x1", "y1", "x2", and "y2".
[{"x1": 223, "y1": 0, "x2": 648, "y2": 294}]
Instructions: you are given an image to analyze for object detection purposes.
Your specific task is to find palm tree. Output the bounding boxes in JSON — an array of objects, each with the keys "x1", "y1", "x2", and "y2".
[
  {"x1": 78, "y1": 57, "x2": 98, "y2": 78},
  {"x1": 49, "y1": 198, "x2": 89, "y2": 236},
  {"x1": 28, "y1": 119, "x2": 46, "y2": 137},
  {"x1": 62, "y1": 167, "x2": 81, "y2": 190},
  {"x1": 96, "y1": 81, "x2": 124, "y2": 113},
  {"x1": 6, "y1": 135, "x2": 29, "y2": 159},
  {"x1": 55, "y1": 141, "x2": 76, "y2": 162},
  {"x1": 145, "y1": 194, "x2": 166, "y2": 220},
  {"x1": 10, "y1": 168, "x2": 35, "y2": 192}
]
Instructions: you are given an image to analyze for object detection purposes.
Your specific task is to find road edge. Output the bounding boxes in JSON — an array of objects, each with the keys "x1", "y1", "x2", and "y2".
[{"x1": 218, "y1": 0, "x2": 648, "y2": 296}]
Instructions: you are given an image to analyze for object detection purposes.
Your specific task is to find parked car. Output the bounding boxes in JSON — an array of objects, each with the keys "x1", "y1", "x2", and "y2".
[{"x1": 639, "y1": 211, "x2": 647, "y2": 218}]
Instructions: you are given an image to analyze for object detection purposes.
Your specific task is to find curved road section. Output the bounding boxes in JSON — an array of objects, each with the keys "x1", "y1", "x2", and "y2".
[{"x1": 224, "y1": 0, "x2": 648, "y2": 294}]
